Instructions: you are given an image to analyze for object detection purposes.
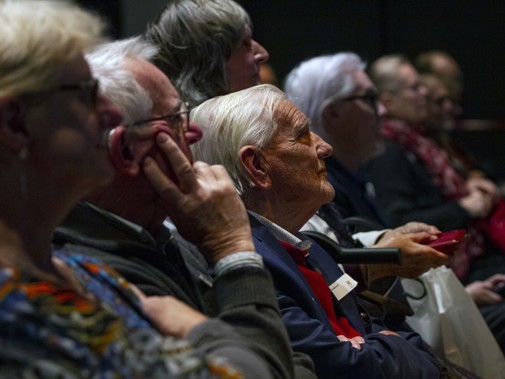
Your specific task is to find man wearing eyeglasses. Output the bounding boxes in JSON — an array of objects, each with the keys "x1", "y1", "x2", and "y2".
[
  {"x1": 54, "y1": 38, "x2": 316, "y2": 379},
  {"x1": 285, "y1": 53, "x2": 389, "y2": 226},
  {"x1": 284, "y1": 53, "x2": 447, "y2": 289}
]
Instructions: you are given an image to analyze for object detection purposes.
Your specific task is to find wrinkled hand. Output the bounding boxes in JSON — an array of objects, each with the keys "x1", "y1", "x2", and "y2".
[
  {"x1": 466, "y1": 274, "x2": 505, "y2": 306},
  {"x1": 337, "y1": 335, "x2": 365, "y2": 350},
  {"x1": 367, "y1": 232, "x2": 449, "y2": 282},
  {"x1": 379, "y1": 222, "x2": 440, "y2": 241},
  {"x1": 134, "y1": 287, "x2": 208, "y2": 338},
  {"x1": 143, "y1": 133, "x2": 254, "y2": 261}
]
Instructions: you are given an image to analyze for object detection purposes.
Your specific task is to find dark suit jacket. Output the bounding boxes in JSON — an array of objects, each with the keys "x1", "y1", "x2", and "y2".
[
  {"x1": 366, "y1": 139, "x2": 470, "y2": 231},
  {"x1": 250, "y1": 216, "x2": 441, "y2": 379}
]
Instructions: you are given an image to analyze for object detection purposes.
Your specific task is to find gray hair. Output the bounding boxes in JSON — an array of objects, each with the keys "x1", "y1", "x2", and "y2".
[
  {"x1": 86, "y1": 37, "x2": 158, "y2": 125},
  {"x1": 191, "y1": 84, "x2": 285, "y2": 194},
  {"x1": 144, "y1": 0, "x2": 250, "y2": 107},
  {"x1": 0, "y1": 0, "x2": 105, "y2": 97},
  {"x1": 368, "y1": 54, "x2": 410, "y2": 93},
  {"x1": 284, "y1": 52, "x2": 365, "y2": 135}
]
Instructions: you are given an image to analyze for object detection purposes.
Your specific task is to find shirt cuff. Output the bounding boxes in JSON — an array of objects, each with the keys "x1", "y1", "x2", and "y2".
[
  {"x1": 214, "y1": 251, "x2": 264, "y2": 276},
  {"x1": 353, "y1": 230, "x2": 390, "y2": 247}
]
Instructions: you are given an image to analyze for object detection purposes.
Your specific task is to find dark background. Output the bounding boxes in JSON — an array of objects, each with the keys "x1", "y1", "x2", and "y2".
[
  {"x1": 236, "y1": 0, "x2": 505, "y2": 120},
  {"x1": 79, "y1": 0, "x2": 505, "y2": 180}
]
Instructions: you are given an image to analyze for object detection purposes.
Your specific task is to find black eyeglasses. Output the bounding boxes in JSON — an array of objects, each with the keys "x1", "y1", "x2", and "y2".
[
  {"x1": 58, "y1": 78, "x2": 99, "y2": 109},
  {"x1": 342, "y1": 93, "x2": 379, "y2": 111},
  {"x1": 129, "y1": 102, "x2": 190, "y2": 133}
]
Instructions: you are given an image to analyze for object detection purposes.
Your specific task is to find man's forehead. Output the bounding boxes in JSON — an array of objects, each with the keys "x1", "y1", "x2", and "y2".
[
  {"x1": 276, "y1": 99, "x2": 307, "y2": 128},
  {"x1": 129, "y1": 58, "x2": 180, "y2": 110}
]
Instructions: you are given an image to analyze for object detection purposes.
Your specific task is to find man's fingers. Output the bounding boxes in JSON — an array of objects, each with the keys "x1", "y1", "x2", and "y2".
[{"x1": 155, "y1": 133, "x2": 198, "y2": 191}]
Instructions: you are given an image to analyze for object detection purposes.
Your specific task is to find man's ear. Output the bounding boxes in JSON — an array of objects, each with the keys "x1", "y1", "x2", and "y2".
[
  {"x1": 108, "y1": 126, "x2": 141, "y2": 177},
  {"x1": 0, "y1": 98, "x2": 29, "y2": 154},
  {"x1": 239, "y1": 145, "x2": 271, "y2": 189}
]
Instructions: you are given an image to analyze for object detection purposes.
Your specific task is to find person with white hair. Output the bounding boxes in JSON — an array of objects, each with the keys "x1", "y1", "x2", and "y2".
[
  {"x1": 54, "y1": 37, "x2": 316, "y2": 379},
  {"x1": 191, "y1": 84, "x2": 442, "y2": 379}
]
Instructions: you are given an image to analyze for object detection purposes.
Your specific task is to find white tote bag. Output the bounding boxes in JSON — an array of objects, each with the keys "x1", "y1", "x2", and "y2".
[{"x1": 402, "y1": 266, "x2": 505, "y2": 379}]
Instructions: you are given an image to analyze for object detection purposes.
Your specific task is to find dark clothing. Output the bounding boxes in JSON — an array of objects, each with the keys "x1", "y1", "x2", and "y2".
[
  {"x1": 53, "y1": 202, "x2": 316, "y2": 379},
  {"x1": 325, "y1": 156, "x2": 390, "y2": 227},
  {"x1": 250, "y1": 216, "x2": 441, "y2": 379},
  {"x1": 366, "y1": 139, "x2": 470, "y2": 231},
  {"x1": 366, "y1": 138, "x2": 505, "y2": 356}
]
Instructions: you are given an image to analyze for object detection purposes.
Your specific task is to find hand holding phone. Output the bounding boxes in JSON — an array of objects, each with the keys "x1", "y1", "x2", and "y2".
[{"x1": 422, "y1": 229, "x2": 467, "y2": 255}]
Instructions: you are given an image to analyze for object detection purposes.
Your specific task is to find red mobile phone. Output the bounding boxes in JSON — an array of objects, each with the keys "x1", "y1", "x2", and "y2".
[{"x1": 424, "y1": 229, "x2": 467, "y2": 255}]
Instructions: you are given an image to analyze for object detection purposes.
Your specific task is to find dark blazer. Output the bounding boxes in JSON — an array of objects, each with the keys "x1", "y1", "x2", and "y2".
[
  {"x1": 366, "y1": 139, "x2": 470, "y2": 231},
  {"x1": 250, "y1": 216, "x2": 441, "y2": 379}
]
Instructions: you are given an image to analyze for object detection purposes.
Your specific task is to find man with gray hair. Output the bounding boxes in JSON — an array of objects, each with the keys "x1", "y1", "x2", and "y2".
[
  {"x1": 191, "y1": 84, "x2": 442, "y2": 379},
  {"x1": 145, "y1": 0, "x2": 269, "y2": 106},
  {"x1": 284, "y1": 53, "x2": 447, "y2": 303},
  {"x1": 54, "y1": 38, "x2": 315, "y2": 379}
]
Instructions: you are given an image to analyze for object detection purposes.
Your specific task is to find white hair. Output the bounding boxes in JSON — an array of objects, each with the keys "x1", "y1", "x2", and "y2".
[
  {"x1": 284, "y1": 52, "x2": 365, "y2": 135},
  {"x1": 86, "y1": 37, "x2": 159, "y2": 124},
  {"x1": 191, "y1": 84, "x2": 285, "y2": 194}
]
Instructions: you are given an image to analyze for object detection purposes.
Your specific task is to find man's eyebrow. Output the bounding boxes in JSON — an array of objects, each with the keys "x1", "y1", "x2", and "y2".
[{"x1": 294, "y1": 118, "x2": 310, "y2": 136}]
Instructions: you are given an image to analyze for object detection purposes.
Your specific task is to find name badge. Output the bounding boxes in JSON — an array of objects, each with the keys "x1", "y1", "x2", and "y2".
[{"x1": 330, "y1": 273, "x2": 358, "y2": 300}]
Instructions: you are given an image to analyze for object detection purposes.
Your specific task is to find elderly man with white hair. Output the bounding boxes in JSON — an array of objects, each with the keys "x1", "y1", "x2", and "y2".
[{"x1": 191, "y1": 84, "x2": 442, "y2": 379}]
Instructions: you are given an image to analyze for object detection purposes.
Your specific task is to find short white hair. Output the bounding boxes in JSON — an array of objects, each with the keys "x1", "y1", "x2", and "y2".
[
  {"x1": 284, "y1": 52, "x2": 365, "y2": 135},
  {"x1": 86, "y1": 37, "x2": 159, "y2": 125},
  {"x1": 191, "y1": 84, "x2": 285, "y2": 194}
]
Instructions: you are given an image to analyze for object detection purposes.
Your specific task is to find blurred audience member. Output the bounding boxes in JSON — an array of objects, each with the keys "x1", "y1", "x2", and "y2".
[
  {"x1": 367, "y1": 54, "x2": 505, "y2": 353},
  {"x1": 145, "y1": 0, "x2": 268, "y2": 107},
  {"x1": 421, "y1": 72, "x2": 487, "y2": 179},
  {"x1": 415, "y1": 50, "x2": 463, "y2": 117}
]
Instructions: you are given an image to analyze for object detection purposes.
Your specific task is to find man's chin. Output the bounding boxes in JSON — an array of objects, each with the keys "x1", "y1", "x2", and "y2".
[{"x1": 321, "y1": 184, "x2": 336, "y2": 204}]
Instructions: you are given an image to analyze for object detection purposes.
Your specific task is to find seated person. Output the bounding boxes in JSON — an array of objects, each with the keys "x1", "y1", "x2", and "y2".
[
  {"x1": 367, "y1": 54, "x2": 505, "y2": 353},
  {"x1": 367, "y1": 54, "x2": 504, "y2": 282},
  {"x1": 190, "y1": 84, "x2": 444, "y2": 379},
  {"x1": 284, "y1": 52, "x2": 447, "y2": 286},
  {"x1": 53, "y1": 37, "x2": 314, "y2": 379},
  {"x1": 144, "y1": 0, "x2": 269, "y2": 106},
  {"x1": 0, "y1": 1, "x2": 269, "y2": 378}
]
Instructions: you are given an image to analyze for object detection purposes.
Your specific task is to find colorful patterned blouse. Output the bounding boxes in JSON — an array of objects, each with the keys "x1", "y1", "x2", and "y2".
[{"x1": 0, "y1": 251, "x2": 242, "y2": 379}]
